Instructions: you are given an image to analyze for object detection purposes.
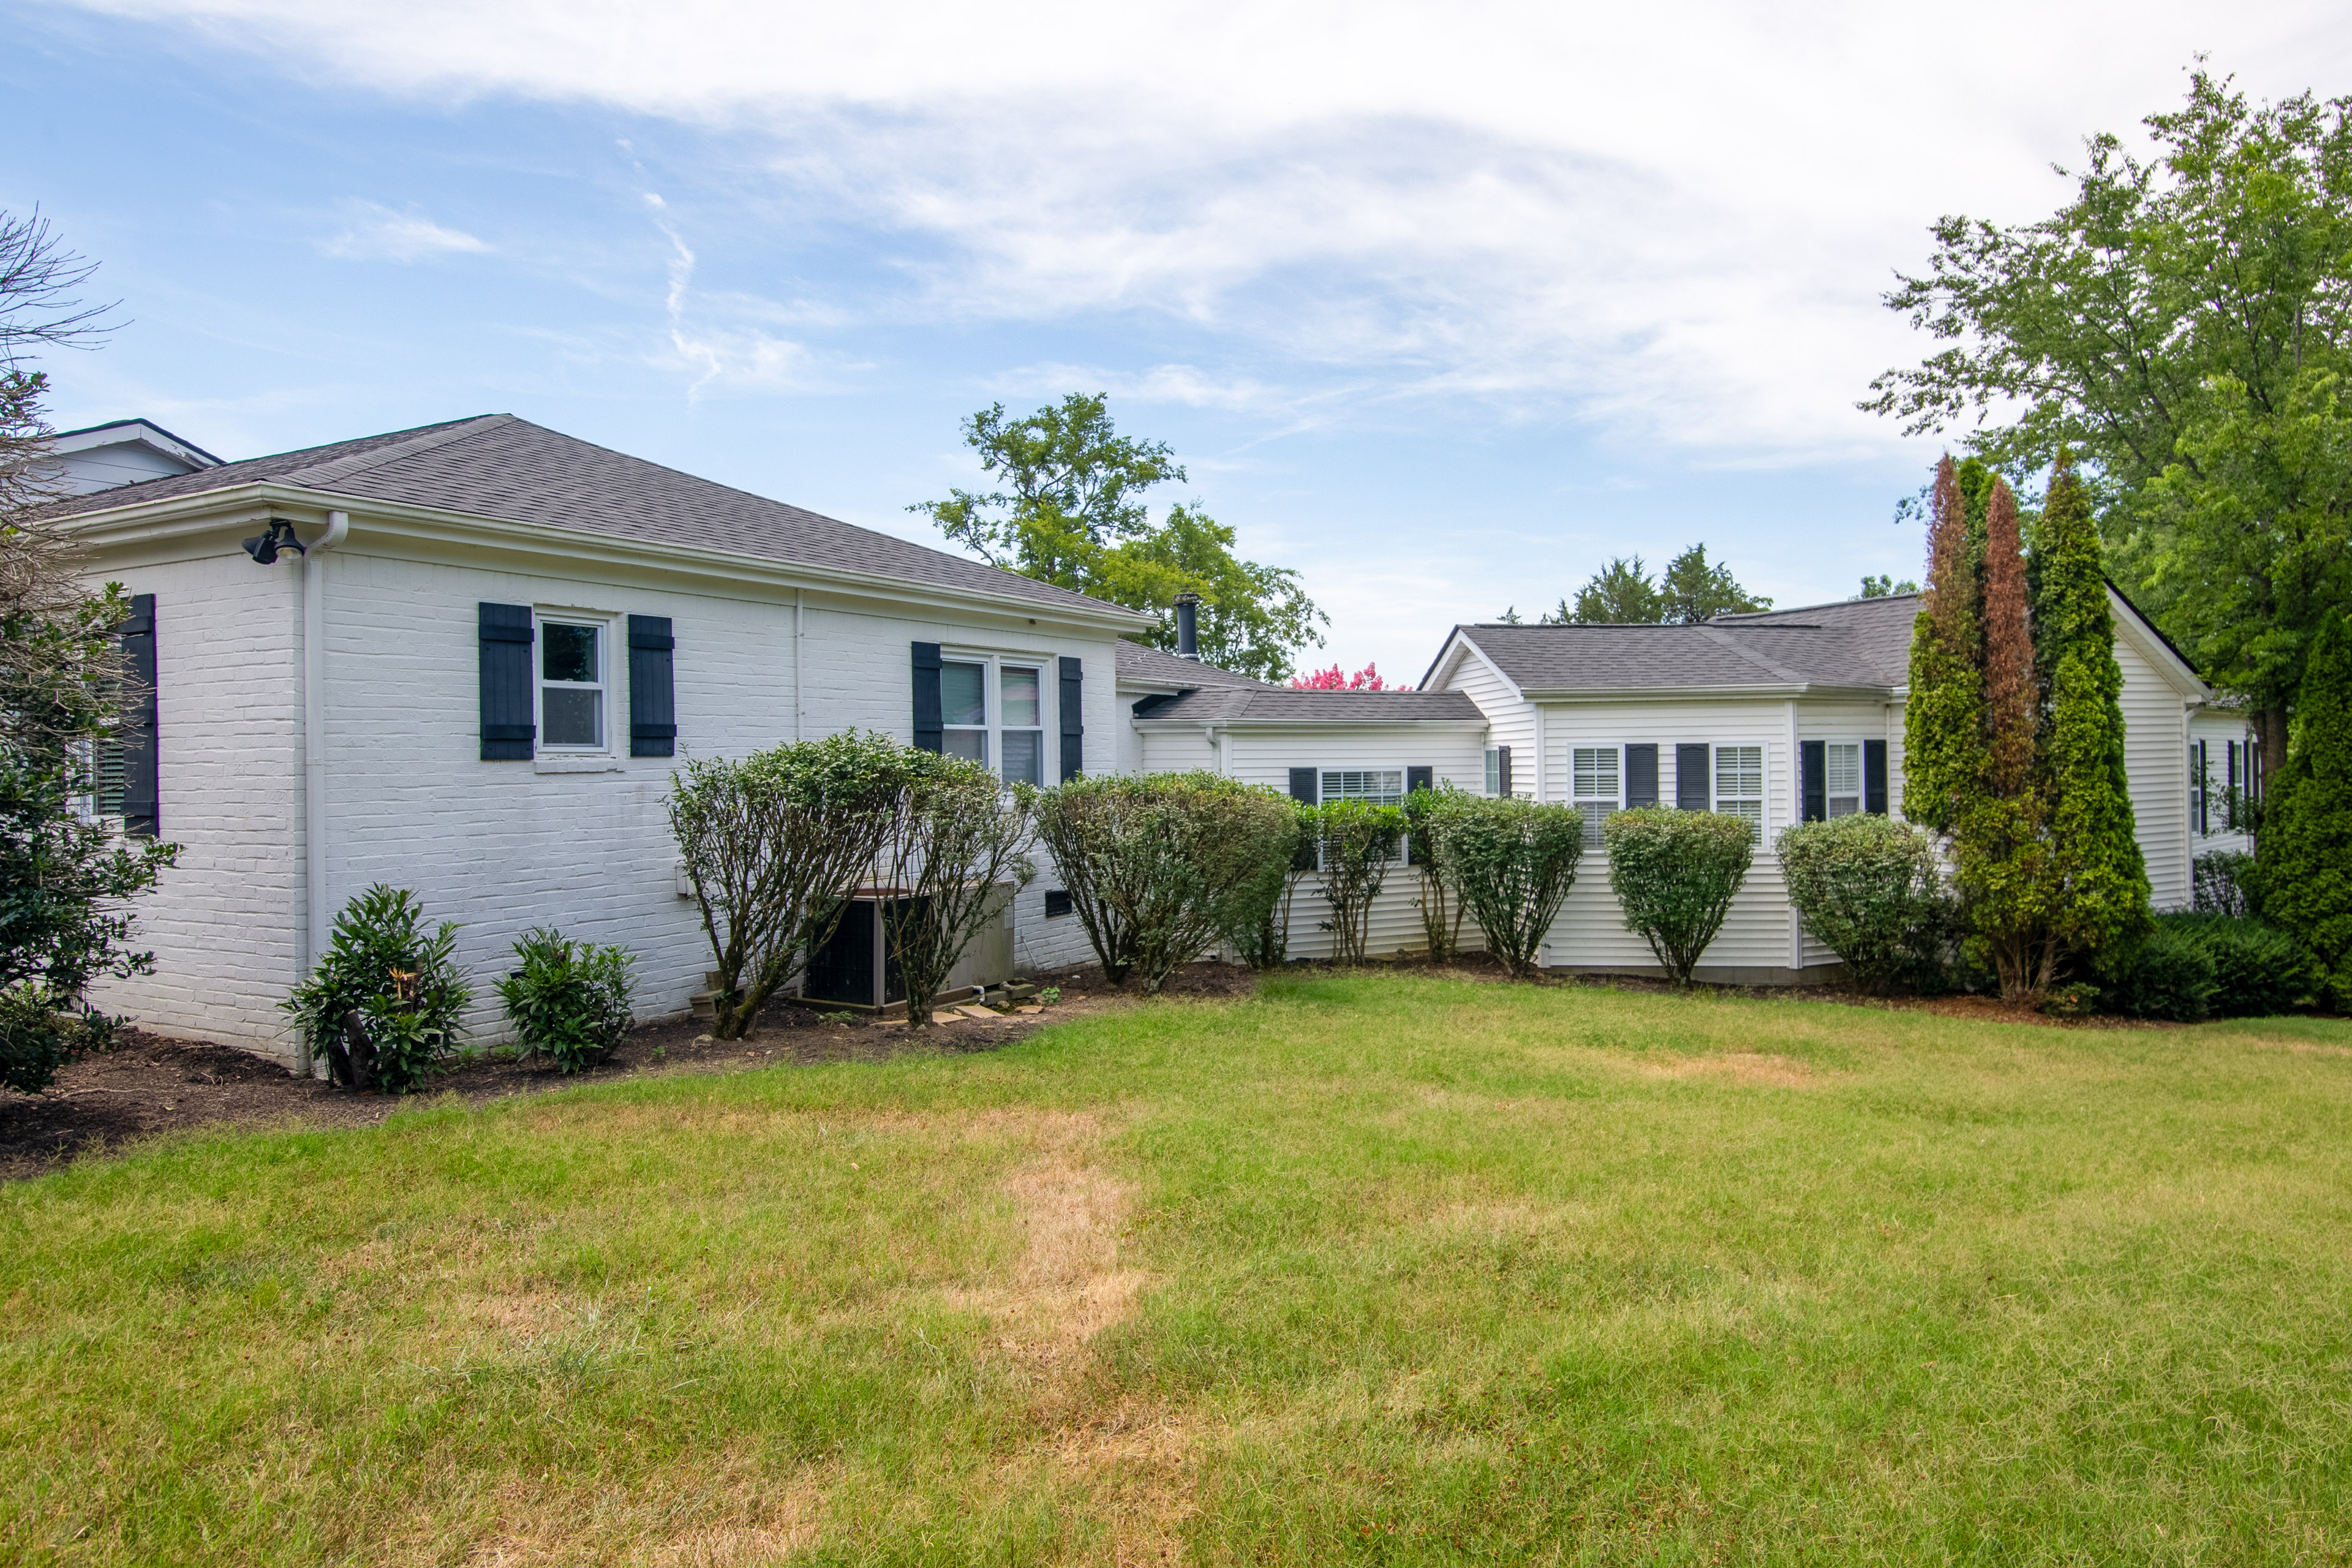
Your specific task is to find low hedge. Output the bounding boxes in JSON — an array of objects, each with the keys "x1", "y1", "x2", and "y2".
[{"x1": 2100, "y1": 912, "x2": 2315, "y2": 1021}]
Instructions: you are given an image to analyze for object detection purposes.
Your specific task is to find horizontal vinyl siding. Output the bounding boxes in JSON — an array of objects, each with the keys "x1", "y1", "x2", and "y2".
[
  {"x1": 1536, "y1": 701, "x2": 1801, "y2": 974},
  {"x1": 2116, "y1": 636, "x2": 2192, "y2": 910},
  {"x1": 1443, "y1": 650, "x2": 1532, "y2": 796},
  {"x1": 1224, "y1": 728, "x2": 1486, "y2": 961}
]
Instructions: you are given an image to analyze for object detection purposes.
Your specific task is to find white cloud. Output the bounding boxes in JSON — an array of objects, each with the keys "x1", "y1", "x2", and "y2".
[
  {"x1": 318, "y1": 198, "x2": 491, "y2": 262},
  {"x1": 74, "y1": 0, "x2": 2352, "y2": 458}
]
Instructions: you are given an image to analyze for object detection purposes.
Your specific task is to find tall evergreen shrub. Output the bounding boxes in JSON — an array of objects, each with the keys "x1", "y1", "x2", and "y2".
[
  {"x1": 2260, "y1": 610, "x2": 2352, "y2": 1008},
  {"x1": 1904, "y1": 458, "x2": 1983, "y2": 834}
]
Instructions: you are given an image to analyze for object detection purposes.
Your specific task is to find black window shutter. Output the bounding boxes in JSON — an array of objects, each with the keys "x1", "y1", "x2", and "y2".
[
  {"x1": 1675, "y1": 744, "x2": 1710, "y2": 812},
  {"x1": 1496, "y1": 745, "x2": 1513, "y2": 797},
  {"x1": 1801, "y1": 739, "x2": 1826, "y2": 823},
  {"x1": 1863, "y1": 740, "x2": 1888, "y2": 816},
  {"x1": 1058, "y1": 655, "x2": 1084, "y2": 780},
  {"x1": 1624, "y1": 744, "x2": 1659, "y2": 809},
  {"x1": 1288, "y1": 767, "x2": 1319, "y2": 871},
  {"x1": 119, "y1": 594, "x2": 159, "y2": 837},
  {"x1": 478, "y1": 603, "x2": 536, "y2": 760},
  {"x1": 1044, "y1": 890, "x2": 1074, "y2": 918},
  {"x1": 911, "y1": 641, "x2": 943, "y2": 754},
  {"x1": 627, "y1": 615, "x2": 676, "y2": 758}
]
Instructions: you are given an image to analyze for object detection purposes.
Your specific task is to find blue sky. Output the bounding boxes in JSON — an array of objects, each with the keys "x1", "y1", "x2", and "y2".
[{"x1": 7, "y1": 1, "x2": 2345, "y2": 682}]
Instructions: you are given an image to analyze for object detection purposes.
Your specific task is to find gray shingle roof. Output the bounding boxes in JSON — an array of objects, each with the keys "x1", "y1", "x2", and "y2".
[
  {"x1": 42, "y1": 413, "x2": 1148, "y2": 620},
  {"x1": 1447, "y1": 594, "x2": 1920, "y2": 694},
  {"x1": 1115, "y1": 639, "x2": 1278, "y2": 690},
  {"x1": 1137, "y1": 684, "x2": 1484, "y2": 724}
]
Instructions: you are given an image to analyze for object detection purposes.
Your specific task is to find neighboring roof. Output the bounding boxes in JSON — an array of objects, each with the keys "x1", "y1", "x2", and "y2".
[
  {"x1": 1433, "y1": 594, "x2": 1922, "y2": 695},
  {"x1": 1115, "y1": 639, "x2": 1277, "y2": 691},
  {"x1": 49, "y1": 417, "x2": 225, "y2": 467},
  {"x1": 40, "y1": 413, "x2": 1148, "y2": 621}
]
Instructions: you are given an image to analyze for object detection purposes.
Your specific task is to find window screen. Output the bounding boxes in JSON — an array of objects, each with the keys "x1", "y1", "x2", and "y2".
[
  {"x1": 1716, "y1": 745, "x2": 1764, "y2": 840},
  {"x1": 942, "y1": 660, "x2": 987, "y2": 764},
  {"x1": 1572, "y1": 746, "x2": 1618, "y2": 847},
  {"x1": 1825, "y1": 742, "x2": 1862, "y2": 818}
]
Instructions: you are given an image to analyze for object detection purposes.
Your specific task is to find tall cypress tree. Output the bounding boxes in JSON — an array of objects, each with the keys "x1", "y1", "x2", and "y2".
[
  {"x1": 2033, "y1": 455, "x2": 2150, "y2": 967},
  {"x1": 1904, "y1": 457, "x2": 1983, "y2": 833},
  {"x1": 2261, "y1": 609, "x2": 2352, "y2": 1008}
]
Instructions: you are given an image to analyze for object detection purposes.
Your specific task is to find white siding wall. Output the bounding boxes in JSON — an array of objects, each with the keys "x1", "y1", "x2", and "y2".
[
  {"x1": 2116, "y1": 635, "x2": 2193, "y2": 910},
  {"x1": 97, "y1": 539, "x2": 1123, "y2": 1059},
  {"x1": 85, "y1": 554, "x2": 306, "y2": 1050},
  {"x1": 1444, "y1": 647, "x2": 1534, "y2": 795}
]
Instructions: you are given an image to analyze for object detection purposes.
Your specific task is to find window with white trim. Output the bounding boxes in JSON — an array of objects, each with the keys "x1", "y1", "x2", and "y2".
[
  {"x1": 1825, "y1": 742, "x2": 1863, "y2": 818},
  {"x1": 1321, "y1": 768, "x2": 1404, "y2": 806},
  {"x1": 538, "y1": 619, "x2": 606, "y2": 749},
  {"x1": 1571, "y1": 746, "x2": 1619, "y2": 847},
  {"x1": 1484, "y1": 748, "x2": 1502, "y2": 796},
  {"x1": 1716, "y1": 745, "x2": 1764, "y2": 839},
  {"x1": 941, "y1": 658, "x2": 988, "y2": 764},
  {"x1": 1000, "y1": 665, "x2": 1044, "y2": 786}
]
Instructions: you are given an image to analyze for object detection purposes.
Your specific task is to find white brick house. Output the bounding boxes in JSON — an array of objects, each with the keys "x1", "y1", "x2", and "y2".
[{"x1": 44, "y1": 412, "x2": 2233, "y2": 1057}]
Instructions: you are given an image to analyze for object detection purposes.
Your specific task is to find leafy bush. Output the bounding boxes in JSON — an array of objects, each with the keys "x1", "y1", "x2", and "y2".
[
  {"x1": 496, "y1": 929, "x2": 636, "y2": 1072},
  {"x1": 2260, "y1": 610, "x2": 2352, "y2": 1009},
  {"x1": 669, "y1": 731, "x2": 918, "y2": 1039},
  {"x1": 1776, "y1": 815, "x2": 1954, "y2": 994},
  {"x1": 1310, "y1": 797, "x2": 1407, "y2": 965},
  {"x1": 1404, "y1": 785, "x2": 1466, "y2": 962},
  {"x1": 1217, "y1": 804, "x2": 1305, "y2": 971},
  {"x1": 284, "y1": 885, "x2": 472, "y2": 1092},
  {"x1": 2125, "y1": 913, "x2": 2312, "y2": 1019},
  {"x1": 878, "y1": 753, "x2": 1035, "y2": 1028},
  {"x1": 1033, "y1": 772, "x2": 1297, "y2": 993},
  {"x1": 1430, "y1": 794, "x2": 1583, "y2": 979},
  {"x1": 2098, "y1": 921, "x2": 2218, "y2": 1022},
  {"x1": 1605, "y1": 808, "x2": 1755, "y2": 987},
  {"x1": 2192, "y1": 850, "x2": 2259, "y2": 917}
]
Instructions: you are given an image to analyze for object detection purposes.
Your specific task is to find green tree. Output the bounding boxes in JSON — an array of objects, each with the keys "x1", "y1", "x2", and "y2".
[
  {"x1": 2260, "y1": 609, "x2": 2352, "y2": 1006},
  {"x1": 1858, "y1": 575, "x2": 1920, "y2": 598},
  {"x1": 1903, "y1": 458, "x2": 1983, "y2": 836},
  {"x1": 1659, "y1": 543, "x2": 1772, "y2": 620},
  {"x1": 912, "y1": 394, "x2": 1326, "y2": 681},
  {"x1": 1549, "y1": 545, "x2": 1767, "y2": 624},
  {"x1": 1864, "y1": 69, "x2": 2352, "y2": 761}
]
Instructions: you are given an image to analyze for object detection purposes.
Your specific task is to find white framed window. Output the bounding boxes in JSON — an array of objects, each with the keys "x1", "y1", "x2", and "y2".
[
  {"x1": 941, "y1": 658, "x2": 989, "y2": 764},
  {"x1": 1319, "y1": 768, "x2": 1407, "y2": 865},
  {"x1": 1716, "y1": 744, "x2": 1764, "y2": 840},
  {"x1": 1484, "y1": 748, "x2": 1502, "y2": 796},
  {"x1": 1001, "y1": 665, "x2": 1044, "y2": 786},
  {"x1": 1572, "y1": 745, "x2": 1619, "y2": 847},
  {"x1": 538, "y1": 617, "x2": 608, "y2": 750},
  {"x1": 1825, "y1": 742, "x2": 1863, "y2": 818}
]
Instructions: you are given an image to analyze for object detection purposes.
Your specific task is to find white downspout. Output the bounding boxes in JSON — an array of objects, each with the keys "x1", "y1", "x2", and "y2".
[
  {"x1": 794, "y1": 587, "x2": 805, "y2": 742},
  {"x1": 303, "y1": 511, "x2": 349, "y2": 1038}
]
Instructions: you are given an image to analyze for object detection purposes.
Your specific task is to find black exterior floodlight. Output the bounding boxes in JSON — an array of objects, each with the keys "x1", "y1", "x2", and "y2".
[{"x1": 241, "y1": 519, "x2": 307, "y2": 565}]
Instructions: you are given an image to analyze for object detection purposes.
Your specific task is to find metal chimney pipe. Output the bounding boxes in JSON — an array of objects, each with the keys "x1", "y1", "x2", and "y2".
[{"x1": 1174, "y1": 592, "x2": 1200, "y2": 660}]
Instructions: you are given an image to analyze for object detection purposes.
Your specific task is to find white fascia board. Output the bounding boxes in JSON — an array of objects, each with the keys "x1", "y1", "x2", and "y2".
[
  {"x1": 1130, "y1": 718, "x2": 1490, "y2": 734},
  {"x1": 59, "y1": 483, "x2": 1158, "y2": 636},
  {"x1": 1422, "y1": 628, "x2": 1524, "y2": 698},
  {"x1": 2106, "y1": 584, "x2": 2209, "y2": 699}
]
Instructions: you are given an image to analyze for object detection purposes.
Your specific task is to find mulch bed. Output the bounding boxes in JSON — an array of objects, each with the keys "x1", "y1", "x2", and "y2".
[{"x1": 0, "y1": 959, "x2": 1258, "y2": 1181}]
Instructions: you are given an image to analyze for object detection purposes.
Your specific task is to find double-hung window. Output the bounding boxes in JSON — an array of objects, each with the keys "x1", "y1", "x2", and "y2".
[
  {"x1": 1824, "y1": 742, "x2": 1863, "y2": 818},
  {"x1": 1484, "y1": 748, "x2": 1503, "y2": 796},
  {"x1": 1321, "y1": 768, "x2": 1407, "y2": 864},
  {"x1": 1572, "y1": 746, "x2": 1619, "y2": 847},
  {"x1": 1716, "y1": 745, "x2": 1765, "y2": 839},
  {"x1": 1000, "y1": 665, "x2": 1044, "y2": 786},
  {"x1": 942, "y1": 659, "x2": 989, "y2": 764},
  {"x1": 539, "y1": 619, "x2": 607, "y2": 750}
]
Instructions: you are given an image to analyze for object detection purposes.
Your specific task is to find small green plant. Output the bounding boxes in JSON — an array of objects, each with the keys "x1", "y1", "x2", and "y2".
[
  {"x1": 2192, "y1": 850, "x2": 2260, "y2": 918},
  {"x1": 1605, "y1": 808, "x2": 1756, "y2": 987},
  {"x1": 495, "y1": 928, "x2": 636, "y2": 1074},
  {"x1": 820, "y1": 1010, "x2": 861, "y2": 1024},
  {"x1": 2040, "y1": 981, "x2": 2100, "y2": 1017},
  {"x1": 283, "y1": 886, "x2": 471, "y2": 1093},
  {"x1": 1039, "y1": 986, "x2": 1062, "y2": 1005}
]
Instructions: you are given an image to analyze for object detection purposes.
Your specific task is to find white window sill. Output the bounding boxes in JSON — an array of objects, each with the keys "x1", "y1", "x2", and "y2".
[{"x1": 536, "y1": 754, "x2": 624, "y2": 774}]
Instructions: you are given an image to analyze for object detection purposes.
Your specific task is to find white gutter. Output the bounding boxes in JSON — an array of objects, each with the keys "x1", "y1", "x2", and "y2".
[{"x1": 303, "y1": 510, "x2": 349, "y2": 1061}]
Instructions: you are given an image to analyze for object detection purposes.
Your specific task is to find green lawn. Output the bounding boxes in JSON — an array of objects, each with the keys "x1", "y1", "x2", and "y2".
[{"x1": 5, "y1": 974, "x2": 2351, "y2": 1565}]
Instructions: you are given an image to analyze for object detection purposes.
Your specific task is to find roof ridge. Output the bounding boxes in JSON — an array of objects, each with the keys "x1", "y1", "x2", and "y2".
[{"x1": 282, "y1": 413, "x2": 517, "y2": 491}]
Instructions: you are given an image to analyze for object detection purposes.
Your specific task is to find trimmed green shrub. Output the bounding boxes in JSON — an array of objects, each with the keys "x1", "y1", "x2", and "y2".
[
  {"x1": 669, "y1": 731, "x2": 919, "y2": 1039},
  {"x1": 2260, "y1": 610, "x2": 2352, "y2": 1010},
  {"x1": 1033, "y1": 772, "x2": 1297, "y2": 993},
  {"x1": 1775, "y1": 815, "x2": 1953, "y2": 994},
  {"x1": 1216, "y1": 804, "x2": 1305, "y2": 971},
  {"x1": 2140, "y1": 913, "x2": 2312, "y2": 1019},
  {"x1": 284, "y1": 886, "x2": 472, "y2": 1092},
  {"x1": 496, "y1": 929, "x2": 636, "y2": 1073},
  {"x1": 1310, "y1": 797, "x2": 1408, "y2": 965},
  {"x1": 1435, "y1": 794, "x2": 1583, "y2": 979},
  {"x1": 2099, "y1": 921, "x2": 2218, "y2": 1022},
  {"x1": 1605, "y1": 808, "x2": 1755, "y2": 987}
]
